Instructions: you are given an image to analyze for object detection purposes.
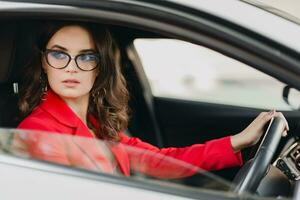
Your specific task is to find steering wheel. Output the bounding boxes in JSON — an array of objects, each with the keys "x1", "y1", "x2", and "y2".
[{"x1": 231, "y1": 116, "x2": 286, "y2": 194}]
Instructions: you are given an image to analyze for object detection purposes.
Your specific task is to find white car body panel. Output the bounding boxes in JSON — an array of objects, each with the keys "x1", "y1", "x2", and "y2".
[
  {"x1": 0, "y1": 158, "x2": 192, "y2": 200},
  {"x1": 169, "y1": 0, "x2": 300, "y2": 53}
]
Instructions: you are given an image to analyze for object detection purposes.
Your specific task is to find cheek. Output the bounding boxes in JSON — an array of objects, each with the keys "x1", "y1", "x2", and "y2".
[
  {"x1": 84, "y1": 72, "x2": 97, "y2": 88},
  {"x1": 45, "y1": 69, "x2": 62, "y2": 87}
]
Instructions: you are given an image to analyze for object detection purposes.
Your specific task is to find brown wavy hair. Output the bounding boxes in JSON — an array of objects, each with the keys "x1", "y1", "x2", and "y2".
[{"x1": 18, "y1": 21, "x2": 129, "y2": 141}]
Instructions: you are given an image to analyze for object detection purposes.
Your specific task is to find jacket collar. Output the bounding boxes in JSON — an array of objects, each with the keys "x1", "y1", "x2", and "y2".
[
  {"x1": 39, "y1": 90, "x2": 130, "y2": 175},
  {"x1": 40, "y1": 89, "x2": 81, "y2": 129}
]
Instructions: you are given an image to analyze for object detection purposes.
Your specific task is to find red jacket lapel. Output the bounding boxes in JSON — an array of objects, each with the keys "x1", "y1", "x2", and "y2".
[{"x1": 40, "y1": 90, "x2": 130, "y2": 175}]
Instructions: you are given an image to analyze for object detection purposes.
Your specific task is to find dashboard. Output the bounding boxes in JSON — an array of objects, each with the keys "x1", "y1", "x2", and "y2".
[{"x1": 275, "y1": 140, "x2": 300, "y2": 181}]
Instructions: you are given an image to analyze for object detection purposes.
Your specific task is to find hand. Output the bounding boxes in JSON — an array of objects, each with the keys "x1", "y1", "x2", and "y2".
[{"x1": 230, "y1": 110, "x2": 289, "y2": 152}]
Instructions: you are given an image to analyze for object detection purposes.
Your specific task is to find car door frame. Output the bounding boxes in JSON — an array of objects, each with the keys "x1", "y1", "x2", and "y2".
[{"x1": 2, "y1": 0, "x2": 300, "y2": 199}]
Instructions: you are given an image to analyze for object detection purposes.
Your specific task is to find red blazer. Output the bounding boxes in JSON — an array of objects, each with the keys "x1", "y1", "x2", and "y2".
[{"x1": 17, "y1": 90, "x2": 243, "y2": 178}]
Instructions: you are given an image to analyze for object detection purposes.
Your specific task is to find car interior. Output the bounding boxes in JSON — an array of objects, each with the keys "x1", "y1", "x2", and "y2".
[{"x1": 1, "y1": 18, "x2": 300, "y2": 198}]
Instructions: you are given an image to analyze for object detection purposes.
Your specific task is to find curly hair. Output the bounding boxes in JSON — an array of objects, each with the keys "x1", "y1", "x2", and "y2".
[{"x1": 18, "y1": 21, "x2": 129, "y2": 142}]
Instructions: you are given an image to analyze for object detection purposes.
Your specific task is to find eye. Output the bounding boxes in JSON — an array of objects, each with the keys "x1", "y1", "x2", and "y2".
[
  {"x1": 78, "y1": 54, "x2": 99, "y2": 62},
  {"x1": 48, "y1": 51, "x2": 68, "y2": 60}
]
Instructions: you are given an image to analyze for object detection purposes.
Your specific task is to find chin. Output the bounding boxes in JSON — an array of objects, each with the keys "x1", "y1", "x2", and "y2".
[{"x1": 56, "y1": 89, "x2": 89, "y2": 100}]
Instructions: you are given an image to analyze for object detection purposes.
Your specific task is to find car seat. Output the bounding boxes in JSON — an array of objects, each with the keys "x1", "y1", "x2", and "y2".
[{"x1": 0, "y1": 22, "x2": 19, "y2": 128}]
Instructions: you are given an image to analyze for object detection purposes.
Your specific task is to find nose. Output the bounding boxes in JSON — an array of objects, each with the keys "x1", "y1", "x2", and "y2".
[{"x1": 64, "y1": 58, "x2": 78, "y2": 73}]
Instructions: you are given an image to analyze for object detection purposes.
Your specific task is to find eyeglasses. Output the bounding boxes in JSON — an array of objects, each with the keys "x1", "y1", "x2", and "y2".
[{"x1": 43, "y1": 49, "x2": 100, "y2": 71}]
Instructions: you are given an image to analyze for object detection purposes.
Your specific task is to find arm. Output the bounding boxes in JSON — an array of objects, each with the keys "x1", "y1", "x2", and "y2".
[
  {"x1": 121, "y1": 111, "x2": 289, "y2": 179},
  {"x1": 120, "y1": 134, "x2": 242, "y2": 179},
  {"x1": 17, "y1": 118, "x2": 99, "y2": 171}
]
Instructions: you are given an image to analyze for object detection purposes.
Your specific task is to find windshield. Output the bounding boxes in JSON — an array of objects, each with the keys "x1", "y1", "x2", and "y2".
[
  {"x1": 0, "y1": 128, "x2": 237, "y2": 193},
  {"x1": 240, "y1": 0, "x2": 300, "y2": 25}
]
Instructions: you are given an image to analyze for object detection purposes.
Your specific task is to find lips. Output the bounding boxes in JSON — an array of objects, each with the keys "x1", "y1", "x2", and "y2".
[
  {"x1": 62, "y1": 79, "x2": 80, "y2": 84},
  {"x1": 62, "y1": 79, "x2": 80, "y2": 87}
]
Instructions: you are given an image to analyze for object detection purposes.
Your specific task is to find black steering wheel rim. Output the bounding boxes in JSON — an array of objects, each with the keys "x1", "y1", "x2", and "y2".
[{"x1": 231, "y1": 116, "x2": 286, "y2": 194}]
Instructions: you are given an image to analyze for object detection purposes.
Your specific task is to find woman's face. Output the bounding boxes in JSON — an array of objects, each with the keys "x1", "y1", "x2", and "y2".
[{"x1": 42, "y1": 25, "x2": 98, "y2": 101}]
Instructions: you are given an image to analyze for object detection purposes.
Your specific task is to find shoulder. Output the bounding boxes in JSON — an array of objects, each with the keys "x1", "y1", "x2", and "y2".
[{"x1": 17, "y1": 107, "x2": 57, "y2": 132}]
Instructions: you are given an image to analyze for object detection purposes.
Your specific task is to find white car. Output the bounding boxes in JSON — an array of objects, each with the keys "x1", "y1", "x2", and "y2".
[{"x1": 0, "y1": 0, "x2": 300, "y2": 199}]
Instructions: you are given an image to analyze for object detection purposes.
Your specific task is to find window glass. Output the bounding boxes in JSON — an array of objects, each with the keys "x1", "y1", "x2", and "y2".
[
  {"x1": 0, "y1": 128, "x2": 236, "y2": 194},
  {"x1": 133, "y1": 39, "x2": 294, "y2": 110}
]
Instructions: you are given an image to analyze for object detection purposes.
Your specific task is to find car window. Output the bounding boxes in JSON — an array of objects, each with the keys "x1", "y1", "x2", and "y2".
[
  {"x1": 133, "y1": 39, "x2": 296, "y2": 110},
  {"x1": 0, "y1": 128, "x2": 237, "y2": 194}
]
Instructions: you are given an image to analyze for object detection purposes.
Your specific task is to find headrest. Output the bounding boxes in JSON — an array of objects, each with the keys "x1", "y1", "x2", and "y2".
[{"x1": 0, "y1": 23, "x2": 17, "y2": 83}]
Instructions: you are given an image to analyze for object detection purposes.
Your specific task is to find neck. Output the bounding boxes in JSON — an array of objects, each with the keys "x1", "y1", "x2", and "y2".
[{"x1": 62, "y1": 94, "x2": 90, "y2": 125}]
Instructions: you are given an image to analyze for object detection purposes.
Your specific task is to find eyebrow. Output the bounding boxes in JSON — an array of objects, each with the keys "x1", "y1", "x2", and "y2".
[{"x1": 49, "y1": 45, "x2": 97, "y2": 53}]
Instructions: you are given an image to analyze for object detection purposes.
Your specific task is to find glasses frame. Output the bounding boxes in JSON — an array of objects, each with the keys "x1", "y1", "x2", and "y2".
[{"x1": 43, "y1": 49, "x2": 100, "y2": 71}]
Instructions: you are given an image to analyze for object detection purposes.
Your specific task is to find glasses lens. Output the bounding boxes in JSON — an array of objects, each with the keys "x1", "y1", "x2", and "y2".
[
  {"x1": 76, "y1": 54, "x2": 99, "y2": 71},
  {"x1": 46, "y1": 51, "x2": 70, "y2": 69}
]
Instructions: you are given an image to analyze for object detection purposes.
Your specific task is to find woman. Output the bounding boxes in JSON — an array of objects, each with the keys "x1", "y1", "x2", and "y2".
[{"x1": 17, "y1": 21, "x2": 289, "y2": 178}]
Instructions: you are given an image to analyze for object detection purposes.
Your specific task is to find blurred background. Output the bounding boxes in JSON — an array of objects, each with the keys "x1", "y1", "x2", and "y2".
[{"x1": 133, "y1": 1, "x2": 300, "y2": 111}]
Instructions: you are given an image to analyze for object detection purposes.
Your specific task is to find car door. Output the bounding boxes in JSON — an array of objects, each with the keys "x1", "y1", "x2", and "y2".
[{"x1": 0, "y1": 128, "x2": 235, "y2": 200}]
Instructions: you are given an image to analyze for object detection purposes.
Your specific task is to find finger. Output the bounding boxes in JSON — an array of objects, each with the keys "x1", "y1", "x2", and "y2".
[
  {"x1": 273, "y1": 112, "x2": 290, "y2": 132},
  {"x1": 268, "y1": 109, "x2": 276, "y2": 115},
  {"x1": 263, "y1": 110, "x2": 275, "y2": 122},
  {"x1": 267, "y1": 110, "x2": 276, "y2": 117},
  {"x1": 276, "y1": 112, "x2": 290, "y2": 131},
  {"x1": 283, "y1": 117, "x2": 289, "y2": 131},
  {"x1": 270, "y1": 109, "x2": 276, "y2": 115},
  {"x1": 282, "y1": 130, "x2": 288, "y2": 137},
  {"x1": 285, "y1": 120, "x2": 290, "y2": 131}
]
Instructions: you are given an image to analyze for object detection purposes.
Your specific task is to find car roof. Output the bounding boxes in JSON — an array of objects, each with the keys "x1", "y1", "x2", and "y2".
[
  {"x1": 166, "y1": 0, "x2": 300, "y2": 54},
  {"x1": 2, "y1": 0, "x2": 300, "y2": 54}
]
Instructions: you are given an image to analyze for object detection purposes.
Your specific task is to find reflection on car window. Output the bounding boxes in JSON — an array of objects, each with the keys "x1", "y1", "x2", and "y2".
[
  {"x1": 0, "y1": 128, "x2": 235, "y2": 192},
  {"x1": 133, "y1": 39, "x2": 295, "y2": 110}
]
